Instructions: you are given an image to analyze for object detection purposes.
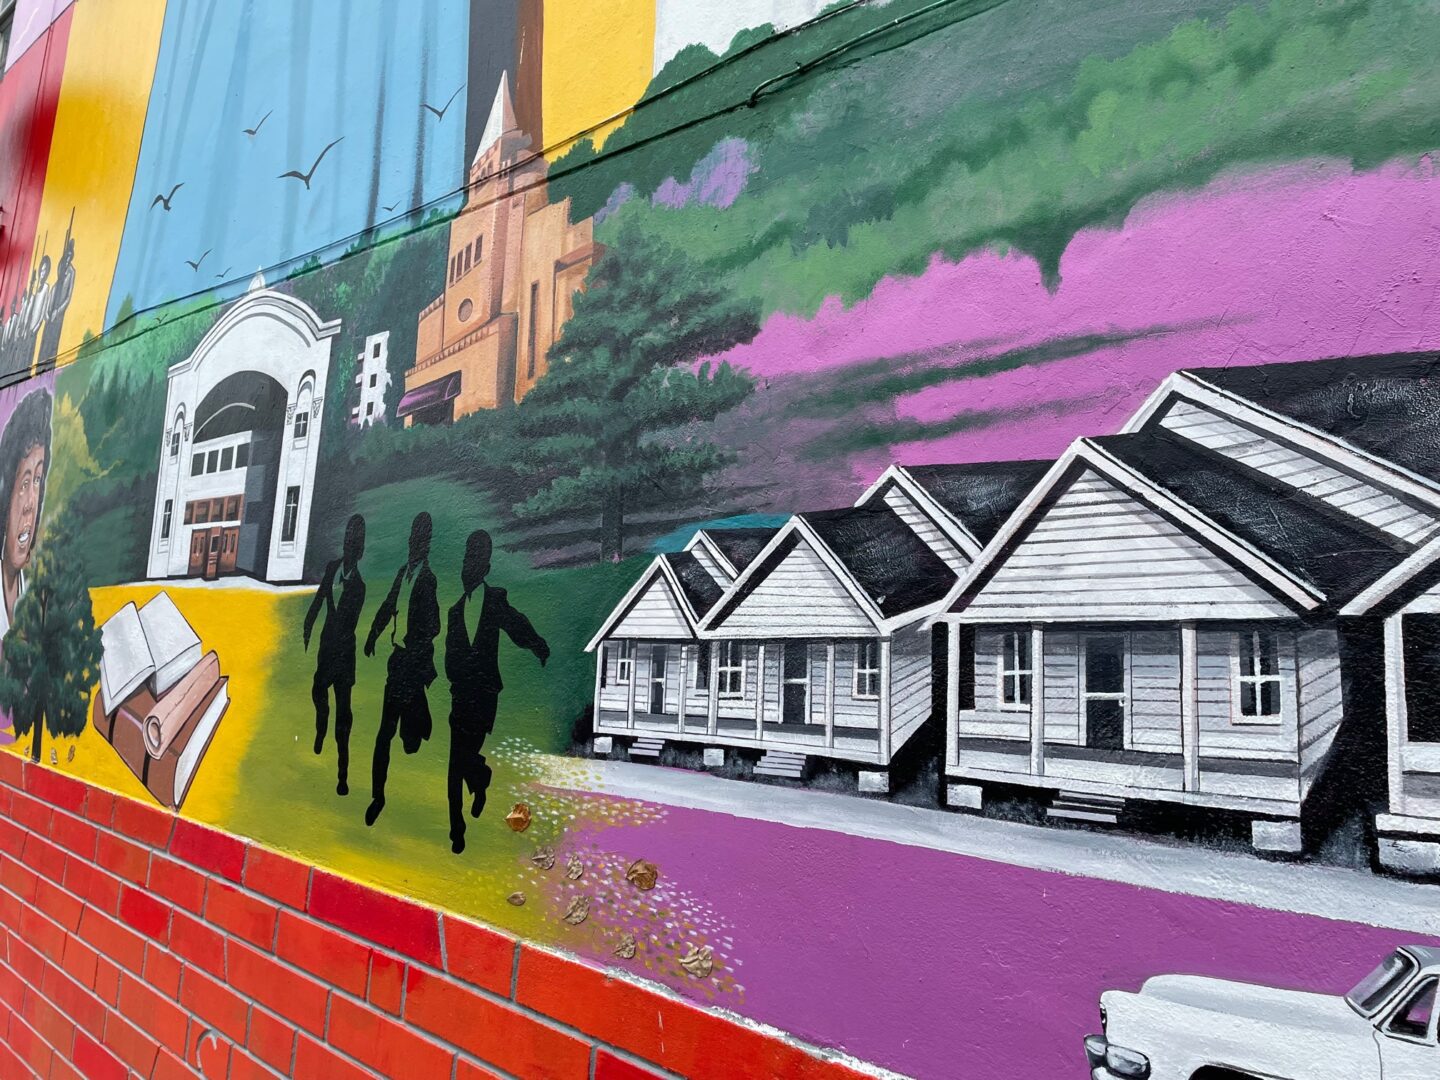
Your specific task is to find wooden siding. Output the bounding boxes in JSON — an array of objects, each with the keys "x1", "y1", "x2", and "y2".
[
  {"x1": 611, "y1": 573, "x2": 692, "y2": 639},
  {"x1": 957, "y1": 628, "x2": 1031, "y2": 742},
  {"x1": 965, "y1": 470, "x2": 1293, "y2": 621},
  {"x1": 1296, "y1": 627, "x2": 1345, "y2": 799},
  {"x1": 880, "y1": 484, "x2": 969, "y2": 571},
  {"x1": 718, "y1": 538, "x2": 876, "y2": 636},
  {"x1": 1160, "y1": 399, "x2": 1438, "y2": 543},
  {"x1": 688, "y1": 540, "x2": 730, "y2": 584},
  {"x1": 1043, "y1": 632, "x2": 1081, "y2": 745},
  {"x1": 1194, "y1": 630, "x2": 1296, "y2": 760},
  {"x1": 1130, "y1": 630, "x2": 1182, "y2": 754},
  {"x1": 890, "y1": 629, "x2": 934, "y2": 749}
]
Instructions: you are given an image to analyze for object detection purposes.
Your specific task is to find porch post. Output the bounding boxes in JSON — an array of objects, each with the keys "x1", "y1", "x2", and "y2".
[
  {"x1": 593, "y1": 644, "x2": 605, "y2": 729},
  {"x1": 945, "y1": 622, "x2": 960, "y2": 771},
  {"x1": 1030, "y1": 624, "x2": 1045, "y2": 777},
  {"x1": 1384, "y1": 613, "x2": 1407, "y2": 816},
  {"x1": 755, "y1": 643, "x2": 767, "y2": 740},
  {"x1": 879, "y1": 638, "x2": 893, "y2": 765},
  {"x1": 626, "y1": 641, "x2": 636, "y2": 728},
  {"x1": 678, "y1": 644, "x2": 689, "y2": 733},
  {"x1": 707, "y1": 643, "x2": 720, "y2": 735},
  {"x1": 825, "y1": 642, "x2": 837, "y2": 749},
  {"x1": 1180, "y1": 623, "x2": 1199, "y2": 792}
]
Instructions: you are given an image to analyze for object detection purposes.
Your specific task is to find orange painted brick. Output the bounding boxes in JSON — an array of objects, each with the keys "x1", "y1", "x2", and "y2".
[
  {"x1": 112, "y1": 797, "x2": 174, "y2": 848},
  {"x1": 21, "y1": 983, "x2": 74, "y2": 1056},
  {"x1": 243, "y1": 845, "x2": 310, "y2": 910},
  {"x1": 229, "y1": 1047, "x2": 285, "y2": 1080},
  {"x1": 179, "y1": 966, "x2": 249, "y2": 1044},
  {"x1": 0, "y1": 957, "x2": 25, "y2": 1001},
  {"x1": 48, "y1": 811, "x2": 97, "y2": 861},
  {"x1": 41, "y1": 959, "x2": 106, "y2": 1038},
  {"x1": 93, "y1": 956, "x2": 121, "y2": 1006},
  {"x1": 83, "y1": 787, "x2": 115, "y2": 827},
  {"x1": 118, "y1": 971, "x2": 189, "y2": 1053},
  {"x1": 169, "y1": 818, "x2": 246, "y2": 882},
  {"x1": 77, "y1": 906, "x2": 147, "y2": 974},
  {"x1": 151, "y1": 1047, "x2": 199, "y2": 1080},
  {"x1": 0, "y1": 1030, "x2": 25, "y2": 1080},
  {"x1": 247, "y1": 1004, "x2": 297, "y2": 1073},
  {"x1": 25, "y1": 765, "x2": 88, "y2": 814},
  {"x1": 367, "y1": 950, "x2": 405, "y2": 1015},
  {"x1": 1, "y1": 852, "x2": 40, "y2": 901},
  {"x1": 456, "y1": 1059, "x2": 507, "y2": 1080},
  {"x1": 191, "y1": 1020, "x2": 235, "y2": 1078},
  {"x1": 594, "y1": 1050, "x2": 666, "y2": 1080},
  {"x1": 8, "y1": 1010, "x2": 54, "y2": 1076},
  {"x1": 94, "y1": 832, "x2": 149, "y2": 885},
  {"x1": 34, "y1": 876, "x2": 83, "y2": 933},
  {"x1": 63, "y1": 854, "x2": 120, "y2": 914},
  {"x1": 19, "y1": 903, "x2": 67, "y2": 963},
  {"x1": 8, "y1": 931, "x2": 47, "y2": 987},
  {"x1": 227, "y1": 939, "x2": 329, "y2": 1035},
  {"x1": 50, "y1": 1052, "x2": 85, "y2": 1080},
  {"x1": 204, "y1": 880, "x2": 278, "y2": 950},
  {"x1": 144, "y1": 943, "x2": 183, "y2": 998},
  {"x1": 275, "y1": 911, "x2": 369, "y2": 997},
  {"x1": 22, "y1": 831, "x2": 68, "y2": 886},
  {"x1": 148, "y1": 854, "x2": 207, "y2": 913},
  {"x1": 169, "y1": 910, "x2": 227, "y2": 977},
  {"x1": 60, "y1": 936, "x2": 99, "y2": 991},
  {"x1": 294, "y1": 1033, "x2": 373, "y2": 1080},
  {"x1": 442, "y1": 914, "x2": 515, "y2": 996},
  {"x1": 405, "y1": 965, "x2": 591, "y2": 1080},
  {"x1": 118, "y1": 883, "x2": 172, "y2": 942},
  {"x1": 327, "y1": 992, "x2": 456, "y2": 1080},
  {"x1": 103, "y1": 1008, "x2": 162, "y2": 1076}
]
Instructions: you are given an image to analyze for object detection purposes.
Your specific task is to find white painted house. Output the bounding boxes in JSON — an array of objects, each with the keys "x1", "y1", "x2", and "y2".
[{"x1": 352, "y1": 331, "x2": 391, "y2": 428}]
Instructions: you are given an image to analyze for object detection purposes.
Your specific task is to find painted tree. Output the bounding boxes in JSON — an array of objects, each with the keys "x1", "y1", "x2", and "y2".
[
  {"x1": 0, "y1": 517, "x2": 103, "y2": 762},
  {"x1": 507, "y1": 220, "x2": 760, "y2": 559}
]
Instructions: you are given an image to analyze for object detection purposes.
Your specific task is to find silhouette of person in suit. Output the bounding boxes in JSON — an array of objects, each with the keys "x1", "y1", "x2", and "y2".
[
  {"x1": 445, "y1": 528, "x2": 548, "y2": 853},
  {"x1": 303, "y1": 513, "x2": 366, "y2": 795},
  {"x1": 363, "y1": 512, "x2": 440, "y2": 826}
]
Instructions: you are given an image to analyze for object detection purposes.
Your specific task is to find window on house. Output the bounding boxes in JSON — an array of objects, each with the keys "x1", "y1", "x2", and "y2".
[
  {"x1": 281, "y1": 486, "x2": 301, "y2": 542},
  {"x1": 219, "y1": 446, "x2": 233, "y2": 471},
  {"x1": 193, "y1": 501, "x2": 210, "y2": 525},
  {"x1": 717, "y1": 641, "x2": 745, "y2": 697},
  {"x1": 854, "y1": 641, "x2": 881, "y2": 699},
  {"x1": 170, "y1": 431, "x2": 181, "y2": 458},
  {"x1": 474, "y1": 236, "x2": 484, "y2": 263},
  {"x1": 463, "y1": 247, "x2": 471, "y2": 273},
  {"x1": 372, "y1": 341, "x2": 382, "y2": 358},
  {"x1": 293, "y1": 409, "x2": 309, "y2": 442},
  {"x1": 235, "y1": 442, "x2": 250, "y2": 468},
  {"x1": 694, "y1": 641, "x2": 711, "y2": 691},
  {"x1": 191, "y1": 452, "x2": 204, "y2": 477},
  {"x1": 205, "y1": 449, "x2": 219, "y2": 473},
  {"x1": 1000, "y1": 630, "x2": 1032, "y2": 707},
  {"x1": 161, "y1": 500, "x2": 173, "y2": 540},
  {"x1": 527, "y1": 282, "x2": 540, "y2": 378},
  {"x1": 369, "y1": 374, "x2": 377, "y2": 388},
  {"x1": 366, "y1": 402, "x2": 374, "y2": 417},
  {"x1": 615, "y1": 640, "x2": 633, "y2": 685},
  {"x1": 1236, "y1": 630, "x2": 1283, "y2": 721}
]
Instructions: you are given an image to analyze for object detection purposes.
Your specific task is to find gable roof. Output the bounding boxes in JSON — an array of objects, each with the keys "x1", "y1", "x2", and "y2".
[
  {"x1": 798, "y1": 505, "x2": 955, "y2": 620},
  {"x1": 695, "y1": 528, "x2": 777, "y2": 576},
  {"x1": 586, "y1": 554, "x2": 704, "y2": 651},
  {"x1": 902, "y1": 460, "x2": 1054, "y2": 547},
  {"x1": 662, "y1": 551, "x2": 723, "y2": 618}
]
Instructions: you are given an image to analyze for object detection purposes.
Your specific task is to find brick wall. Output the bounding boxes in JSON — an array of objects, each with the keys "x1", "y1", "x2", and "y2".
[{"x1": 0, "y1": 753, "x2": 872, "y2": 1080}]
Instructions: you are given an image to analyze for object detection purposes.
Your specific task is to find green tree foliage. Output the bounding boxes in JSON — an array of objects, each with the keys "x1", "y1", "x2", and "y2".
[
  {"x1": 506, "y1": 222, "x2": 760, "y2": 559},
  {"x1": 0, "y1": 516, "x2": 103, "y2": 762}
]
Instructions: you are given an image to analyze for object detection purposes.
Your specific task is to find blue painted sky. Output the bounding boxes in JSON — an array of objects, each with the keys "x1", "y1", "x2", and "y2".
[{"x1": 107, "y1": 0, "x2": 471, "y2": 324}]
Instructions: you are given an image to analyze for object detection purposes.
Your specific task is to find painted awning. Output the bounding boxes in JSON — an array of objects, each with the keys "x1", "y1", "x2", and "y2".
[{"x1": 396, "y1": 371, "x2": 461, "y2": 417}]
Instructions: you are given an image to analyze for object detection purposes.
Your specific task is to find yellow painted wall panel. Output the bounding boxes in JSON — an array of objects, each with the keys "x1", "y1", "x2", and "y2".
[{"x1": 541, "y1": 0, "x2": 655, "y2": 153}]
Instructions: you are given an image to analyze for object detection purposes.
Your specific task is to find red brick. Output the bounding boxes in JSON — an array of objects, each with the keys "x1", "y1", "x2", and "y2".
[
  {"x1": 21, "y1": 982, "x2": 73, "y2": 1055},
  {"x1": 275, "y1": 911, "x2": 369, "y2": 996},
  {"x1": 63, "y1": 854, "x2": 120, "y2": 914},
  {"x1": 191, "y1": 1021, "x2": 235, "y2": 1078},
  {"x1": 0, "y1": 750, "x2": 23, "y2": 787},
  {"x1": 204, "y1": 880, "x2": 277, "y2": 950},
  {"x1": 294, "y1": 1034, "x2": 373, "y2": 1080},
  {"x1": 83, "y1": 787, "x2": 115, "y2": 827},
  {"x1": 93, "y1": 956, "x2": 121, "y2": 1006},
  {"x1": 60, "y1": 936, "x2": 99, "y2": 990},
  {"x1": 179, "y1": 966, "x2": 249, "y2": 1044},
  {"x1": 0, "y1": 852, "x2": 40, "y2": 901},
  {"x1": 111, "y1": 797, "x2": 174, "y2": 848},
  {"x1": 169, "y1": 910, "x2": 226, "y2": 977},
  {"x1": 20, "y1": 903, "x2": 67, "y2": 963},
  {"x1": 247, "y1": 1004, "x2": 297, "y2": 1073},
  {"x1": 118, "y1": 971, "x2": 189, "y2": 1053},
  {"x1": 405, "y1": 965, "x2": 590, "y2": 1080},
  {"x1": 0, "y1": 957, "x2": 25, "y2": 1002},
  {"x1": 229, "y1": 1048, "x2": 284, "y2": 1080},
  {"x1": 48, "y1": 811, "x2": 97, "y2": 861},
  {"x1": 328, "y1": 992, "x2": 455, "y2": 1080},
  {"x1": 227, "y1": 939, "x2": 328, "y2": 1035},
  {"x1": 118, "y1": 883, "x2": 172, "y2": 942},
  {"x1": 0, "y1": 817, "x2": 25, "y2": 859},
  {"x1": 50, "y1": 1052, "x2": 85, "y2": 1080},
  {"x1": 34, "y1": 876, "x2": 83, "y2": 933},
  {"x1": 23, "y1": 831, "x2": 68, "y2": 886},
  {"x1": 148, "y1": 854, "x2": 207, "y2": 913},
  {"x1": 308, "y1": 870, "x2": 443, "y2": 967},
  {"x1": 0, "y1": 1032, "x2": 25, "y2": 1080},
  {"x1": 144, "y1": 943, "x2": 182, "y2": 998},
  {"x1": 8, "y1": 931, "x2": 47, "y2": 987},
  {"x1": 0, "y1": 884, "x2": 18, "y2": 926},
  {"x1": 77, "y1": 906, "x2": 147, "y2": 974},
  {"x1": 443, "y1": 915, "x2": 515, "y2": 996},
  {"x1": 103, "y1": 1008, "x2": 162, "y2": 1076},
  {"x1": 41, "y1": 960, "x2": 107, "y2": 1038},
  {"x1": 595, "y1": 1050, "x2": 666, "y2": 1080},
  {"x1": 169, "y1": 819, "x2": 245, "y2": 882},
  {"x1": 10, "y1": 788, "x2": 53, "y2": 836},
  {"x1": 9, "y1": 1010, "x2": 54, "y2": 1076},
  {"x1": 456, "y1": 1060, "x2": 506, "y2": 1080},
  {"x1": 94, "y1": 832, "x2": 149, "y2": 885},
  {"x1": 367, "y1": 950, "x2": 405, "y2": 1015},
  {"x1": 25, "y1": 765, "x2": 88, "y2": 814},
  {"x1": 151, "y1": 1047, "x2": 198, "y2": 1080},
  {"x1": 243, "y1": 845, "x2": 310, "y2": 910}
]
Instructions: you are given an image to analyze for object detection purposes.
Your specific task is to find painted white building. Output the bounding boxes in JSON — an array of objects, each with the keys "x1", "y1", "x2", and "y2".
[
  {"x1": 653, "y1": 0, "x2": 830, "y2": 72},
  {"x1": 351, "y1": 331, "x2": 391, "y2": 428},
  {"x1": 146, "y1": 275, "x2": 341, "y2": 584}
]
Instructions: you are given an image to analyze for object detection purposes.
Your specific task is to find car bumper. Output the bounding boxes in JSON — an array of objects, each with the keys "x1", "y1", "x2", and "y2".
[{"x1": 1084, "y1": 1034, "x2": 1151, "y2": 1080}]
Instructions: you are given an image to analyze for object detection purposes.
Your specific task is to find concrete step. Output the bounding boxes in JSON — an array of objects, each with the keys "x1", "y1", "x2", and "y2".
[
  {"x1": 754, "y1": 751, "x2": 807, "y2": 779},
  {"x1": 629, "y1": 738, "x2": 665, "y2": 759},
  {"x1": 1047, "y1": 792, "x2": 1124, "y2": 825}
]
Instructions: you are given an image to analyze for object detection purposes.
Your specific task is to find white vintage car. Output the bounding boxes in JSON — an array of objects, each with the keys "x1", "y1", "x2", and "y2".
[{"x1": 1084, "y1": 945, "x2": 1440, "y2": 1080}]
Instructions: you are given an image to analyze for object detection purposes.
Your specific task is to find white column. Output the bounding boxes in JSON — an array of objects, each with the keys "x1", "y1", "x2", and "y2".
[
  {"x1": 825, "y1": 642, "x2": 837, "y2": 749},
  {"x1": 1029, "y1": 624, "x2": 1045, "y2": 777},
  {"x1": 1385, "y1": 613, "x2": 1407, "y2": 816},
  {"x1": 755, "y1": 643, "x2": 767, "y2": 741},
  {"x1": 707, "y1": 643, "x2": 720, "y2": 735},
  {"x1": 593, "y1": 644, "x2": 605, "y2": 728},
  {"x1": 945, "y1": 623, "x2": 960, "y2": 771},
  {"x1": 678, "y1": 644, "x2": 689, "y2": 732},
  {"x1": 878, "y1": 639, "x2": 893, "y2": 765},
  {"x1": 626, "y1": 642, "x2": 636, "y2": 728},
  {"x1": 1180, "y1": 623, "x2": 1199, "y2": 792}
]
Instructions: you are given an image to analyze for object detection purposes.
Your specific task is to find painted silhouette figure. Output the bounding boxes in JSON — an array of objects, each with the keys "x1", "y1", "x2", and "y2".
[
  {"x1": 304, "y1": 513, "x2": 367, "y2": 795},
  {"x1": 363, "y1": 512, "x2": 439, "y2": 826},
  {"x1": 444, "y1": 529, "x2": 548, "y2": 853}
]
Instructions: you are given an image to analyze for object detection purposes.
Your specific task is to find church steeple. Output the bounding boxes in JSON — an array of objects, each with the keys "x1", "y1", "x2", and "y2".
[{"x1": 472, "y1": 72, "x2": 520, "y2": 170}]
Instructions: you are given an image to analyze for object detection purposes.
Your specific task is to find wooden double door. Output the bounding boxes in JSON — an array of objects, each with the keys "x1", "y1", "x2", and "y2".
[{"x1": 188, "y1": 526, "x2": 239, "y2": 579}]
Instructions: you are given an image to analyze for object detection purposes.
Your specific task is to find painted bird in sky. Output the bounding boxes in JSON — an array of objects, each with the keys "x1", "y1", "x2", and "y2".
[
  {"x1": 214, "y1": 267, "x2": 233, "y2": 280},
  {"x1": 279, "y1": 137, "x2": 344, "y2": 191},
  {"x1": 242, "y1": 109, "x2": 273, "y2": 137},
  {"x1": 185, "y1": 249, "x2": 212, "y2": 272},
  {"x1": 382, "y1": 201, "x2": 402, "y2": 213},
  {"x1": 421, "y1": 85, "x2": 465, "y2": 122},
  {"x1": 150, "y1": 183, "x2": 184, "y2": 211}
]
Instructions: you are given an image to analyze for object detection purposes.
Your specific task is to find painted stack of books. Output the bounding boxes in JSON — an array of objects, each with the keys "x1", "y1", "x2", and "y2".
[{"x1": 96, "y1": 592, "x2": 229, "y2": 810}]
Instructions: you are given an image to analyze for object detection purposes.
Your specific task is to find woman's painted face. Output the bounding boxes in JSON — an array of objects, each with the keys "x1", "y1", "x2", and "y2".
[{"x1": 5, "y1": 444, "x2": 45, "y2": 573}]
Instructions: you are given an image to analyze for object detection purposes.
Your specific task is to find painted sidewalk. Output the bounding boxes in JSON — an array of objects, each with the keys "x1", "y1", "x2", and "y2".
[{"x1": 555, "y1": 760, "x2": 1440, "y2": 1078}]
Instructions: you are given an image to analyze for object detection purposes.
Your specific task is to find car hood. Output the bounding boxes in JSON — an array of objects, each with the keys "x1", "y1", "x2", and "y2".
[{"x1": 1141, "y1": 974, "x2": 1356, "y2": 1033}]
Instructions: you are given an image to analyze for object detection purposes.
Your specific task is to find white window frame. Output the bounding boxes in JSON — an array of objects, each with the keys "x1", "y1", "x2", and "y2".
[
  {"x1": 1231, "y1": 629, "x2": 1285, "y2": 726},
  {"x1": 998, "y1": 630, "x2": 1033, "y2": 711},
  {"x1": 615, "y1": 640, "x2": 633, "y2": 685},
  {"x1": 717, "y1": 640, "x2": 745, "y2": 699},
  {"x1": 853, "y1": 640, "x2": 880, "y2": 700}
]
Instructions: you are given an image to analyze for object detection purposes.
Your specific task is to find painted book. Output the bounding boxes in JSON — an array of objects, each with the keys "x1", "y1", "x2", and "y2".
[{"x1": 98, "y1": 592, "x2": 203, "y2": 714}]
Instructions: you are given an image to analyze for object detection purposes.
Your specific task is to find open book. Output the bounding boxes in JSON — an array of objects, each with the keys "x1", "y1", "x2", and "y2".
[{"x1": 99, "y1": 592, "x2": 203, "y2": 716}]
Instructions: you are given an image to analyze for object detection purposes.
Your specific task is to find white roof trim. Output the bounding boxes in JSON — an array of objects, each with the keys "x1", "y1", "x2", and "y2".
[
  {"x1": 1343, "y1": 532, "x2": 1440, "y2": 615},
  {"x1": 584, "y1": 556, "x2": 699, "y2": 651},
  {"x1": 854, "y1": 465, "x2": 983, "y2": 558},
  {"x1": 683, "y1": 529, "x2": 739, "y2": 580}
]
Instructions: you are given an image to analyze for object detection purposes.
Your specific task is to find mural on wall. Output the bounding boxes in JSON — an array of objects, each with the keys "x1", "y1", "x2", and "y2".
[{"x1": 10, "y1": 0, "x2": 1440, "y2": 1075}]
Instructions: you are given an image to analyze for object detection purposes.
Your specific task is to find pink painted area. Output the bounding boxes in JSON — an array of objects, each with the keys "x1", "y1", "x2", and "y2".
[
  {"x1": 718, "y1": 155, "x2": 1440, "y2": 466},
  {"x1": 4, "y1": 0, "x2": 76, "y2": 72}
]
